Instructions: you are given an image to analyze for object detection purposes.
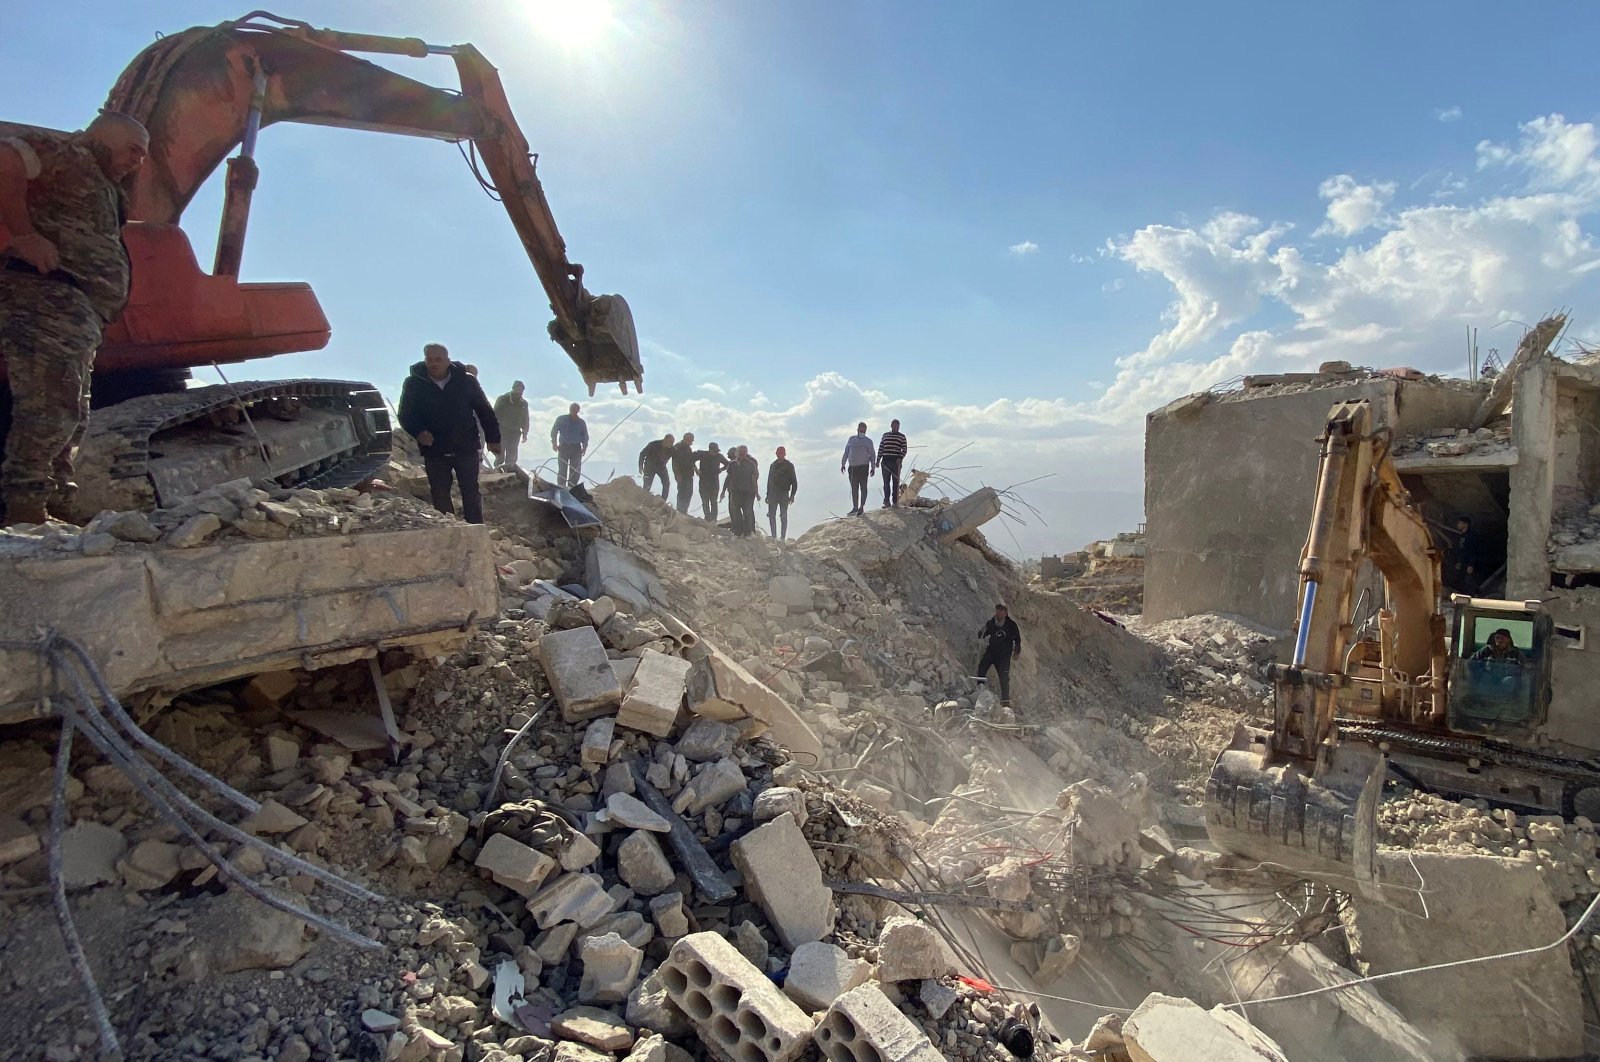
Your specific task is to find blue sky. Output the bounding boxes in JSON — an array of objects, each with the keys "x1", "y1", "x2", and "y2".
[{"x1": 10, "y1": 2, "x2": 1600, "y2": 555}]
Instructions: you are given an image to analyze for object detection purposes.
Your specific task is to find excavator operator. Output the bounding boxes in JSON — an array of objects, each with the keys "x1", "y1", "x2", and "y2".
[{"x1": 0, "y1": 111, "x2": 147, "y2": 525}]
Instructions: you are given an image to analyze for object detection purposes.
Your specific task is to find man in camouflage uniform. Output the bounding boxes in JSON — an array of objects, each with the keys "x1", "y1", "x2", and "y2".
[{"x1": 0, "y1": 112, "x2": 148, "y2": 524}]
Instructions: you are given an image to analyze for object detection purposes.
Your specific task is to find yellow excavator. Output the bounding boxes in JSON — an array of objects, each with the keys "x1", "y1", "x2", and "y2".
[{"x1": 1205, "y1": 399, "x2": 1599, "y2": 879}]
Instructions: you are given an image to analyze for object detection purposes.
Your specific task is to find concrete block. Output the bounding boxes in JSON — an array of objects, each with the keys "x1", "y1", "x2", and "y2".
[
  {"x1": 783, "y1": 942, "x2": 871, "y2": 1012},
  {"x1": 586, "y1": 538, "x2": 665, "y2": 613},
  {"x1": 117, "y1": 838, "x2": 182, "y2": 890},
  {"x1": 1343, "y1": 851, "x2": 1583, "y2": 1059},
  {"x1": 660, "y1": 932, "x2": 813, "y2": 1062},
  {"x1": 753, "y1": 786, "x2": 807, "y2": 827},
  {"x1": 611, "y1": 656, "x2": 642, "y2": 689},
  {"x1": 677, "y1": 757, "x2": 749, "y2": 815},
  {"x1": 618, "y1": 831, "x2": 676, "y2": 896},
  {"x1": 1122, "y1": 993, "x2": 1286, "y2": 1062},
  {"x1": 730, "y1": 813, "x2": 835, "y2": 950},
  {"x1": 581, "y1": 716, "x2": 616, "y2": 769},
  {"x1": 527, "y1": 872, "x2": 618, "y2": 929},
  {"x1": 935, "y1": 487, "x2": 1001, "y2": 543},
  {"x1": 875, "y1": 916, "x2": 951, "y2": 983},
  {"x1": 264, "y1": 733, "x2": 299, "y2": 773},
  {"x1": 605, "y1": 792, "x2": 671, "y2": 832},
  {"x1": 649, "y1": 891, "x2": 690, "y2": 938},
  {"x1": 476, "y1": 833, "x2": 558, "y2": 897},
  {"x1": 578, "y1": 931, "x2": 644, "y2": 1004},
  {"x1": 676, "y1": 718, "x2": 738, "y2": 762},
  {"x1": 815, "y1": 984, "x2": 943, "y2": 1062},
  {"x1": 541, "y1": 626, "x2": 625, "y2": 722},
  {"x1": 767, "y1": 575, "x2": 814, "y2": 610},
  {"x1": 553, "y1": 1007, "x2": 636, "y2": 1052},
  {"x1": 616, "y1": 650, "x2": 691, "y2": 738}
]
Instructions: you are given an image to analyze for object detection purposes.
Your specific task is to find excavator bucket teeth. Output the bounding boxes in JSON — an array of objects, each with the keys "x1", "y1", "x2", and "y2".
[
  {"x1": 551, "y1": 293, "x2": 643, "y2": 394},
  {"x1": 1203, "y1": 744, "x2": 1378, "y2": 885}
]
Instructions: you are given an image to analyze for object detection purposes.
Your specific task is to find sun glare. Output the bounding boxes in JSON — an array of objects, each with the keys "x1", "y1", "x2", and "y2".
[{"x1": 527, "y1": 0, "x2": 614, "y2": 49}]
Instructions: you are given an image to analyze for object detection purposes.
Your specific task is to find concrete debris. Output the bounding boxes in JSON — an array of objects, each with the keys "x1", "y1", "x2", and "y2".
[
  {"x1": 604, "y1": 792, "x2": 672, "y2": 832},
  {"x1": 615, "y1": 650, "x2": 691, "y2": 737},
  {"x1": 476, "y1": 833, "x2": 558, "y2": 897},
  {"x1": 660, "y1": 932, "x2": 813, "y2": 1062},
  {"x1": 1117, "y1": 992, "x2": 1287, "y2": 1062},
  {"x1": 874, "y1": 916, "x2": 953, "y2": 983},
  {"x1": 59, "y1": 820, "x2": 127, "y2": 887},
  {"x1": 577, "y1": 932, "x2": 644, "y2": 1004},
  {"x1": 817, "y1": 984, "x2": 945, "y2": 1062},
  {"x1": 616, "y1": 830, "x2": 676, "y2": 896},
  {"x1": 730, "y1": 812, "x2": 837, "y2": 950},
  {"x1": 553, "y1": 1006, "x2": 636, "y2": 1051},
  {"x1": 784, "y1": 941, "x2": 872, "y2": 1012},
  {"x1": 540, "y1": 626, "x2": 625, "y2": 722}
]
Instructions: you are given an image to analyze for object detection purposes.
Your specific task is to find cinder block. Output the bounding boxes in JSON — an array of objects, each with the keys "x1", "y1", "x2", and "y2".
[
  {"x1": 730, "y1": 813, "x2": 835, "y2": 950},
  {"x1": 815, "y1": 984, "x2": 943, "y2": 1062},
  {"x1": 660, "y1": 931, "x2": 813, "y2": 1062},
  {"x1": 540, "y1": 626, "x2": 624, "y2": 722},
  {"x1": 616, "y1": 650, "x2": 692, "y2": 738}
]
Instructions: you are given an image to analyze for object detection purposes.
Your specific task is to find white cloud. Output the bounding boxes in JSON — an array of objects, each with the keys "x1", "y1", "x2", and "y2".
[
  {"x1": 1009, "y1": 240, "x2": 1040, "y2": 256},
  {"x1": 1436, "y1": 105, "x2": 1463, "y2": 123},
  {"x1": 1101, "y1": 278, "x2": 1125, "y2": 292},
  {"x1": 1315, "y1": 174, "x2": 1396, "y2": 236},
  {"x1": 697, "y1": 382, "x2": 726, "y2": 395}
]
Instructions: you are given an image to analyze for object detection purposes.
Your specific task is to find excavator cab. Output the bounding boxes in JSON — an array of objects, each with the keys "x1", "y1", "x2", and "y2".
[{"x1": 1445, "y1": 597, "x2": 1553, "y2": 734}]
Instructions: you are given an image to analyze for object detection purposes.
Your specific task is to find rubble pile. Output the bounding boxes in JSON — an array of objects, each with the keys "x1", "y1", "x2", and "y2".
[
  {"x1": 1390, "y1": 422, "x2": 1512, "y2": 461},
  {"x1": 1547, "y1": 501, "x2": 1600, "y2": 567},
  {"x1": 0, "y1": 477, "x2": 455, "y2": 557}
]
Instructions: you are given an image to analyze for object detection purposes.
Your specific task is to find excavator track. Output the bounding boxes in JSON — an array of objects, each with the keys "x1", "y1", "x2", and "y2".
[{"x1": 73, "y1": 379, "x2": 391, "y2": 516}]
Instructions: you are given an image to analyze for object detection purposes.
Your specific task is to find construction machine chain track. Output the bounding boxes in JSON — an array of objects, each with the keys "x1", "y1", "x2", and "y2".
[
  {"x1": 77, "y1": 379, "x2": 391, "y2": 514},
  {"x1": 1337, "y1": 720, "x2": 1600, "y2": 786}
]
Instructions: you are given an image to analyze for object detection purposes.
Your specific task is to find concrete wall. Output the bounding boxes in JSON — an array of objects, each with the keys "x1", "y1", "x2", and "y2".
[
  {"x1": 1144, "y1": 378, "x2": 1483, "y2": 625},
  {"x1": 1540, "y1": 588, "x2": 1600, "y2": 752},
  {"x1": 1508, "y1": 360, "x2": 1557, "y2": 599}
]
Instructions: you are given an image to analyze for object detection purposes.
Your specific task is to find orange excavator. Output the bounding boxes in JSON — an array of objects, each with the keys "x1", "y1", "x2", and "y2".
[{"x1": 0, "y1": 12, "x2": 642, "y2": 515}]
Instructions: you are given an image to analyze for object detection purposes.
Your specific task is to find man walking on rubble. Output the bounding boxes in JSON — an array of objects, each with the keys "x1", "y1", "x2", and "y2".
[
  {"x1": 695, "y1": 441, "x2": 729, "y2": 522},
  {"x1": 639, "y1": 433, "x2": 675, "y2": 500},
  {"x1": 397, "y1": 342, "x2": 501, "y2": 524},
  {"x1": 550, "y1": 402, "x2": 588, "y2": 489},
  {"x1": 767, "y1": 445, "x2": 798, "y2": 540},
  {"x1": 879, "y1": 418, "x2": 908, "y2": 508},
  {"x1": 0, "y1": 112, "x2": 149, "y2": 525},
  {"x1": 840, "y1": 421, "x2": 876, "y2": 517},
  {"x1": 975, "y1": 602, "x2": 1023, "y2": 707},
  {"x1": 492, "y1": 380, "x2": 529, "y2": 470},
  {"x1": 671, "y1": 431, "x2": 698, "y2": 515}
]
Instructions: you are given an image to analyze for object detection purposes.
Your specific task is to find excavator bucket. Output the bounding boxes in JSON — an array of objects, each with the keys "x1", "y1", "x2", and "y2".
[
  {"x1": 1203, "y1": 725, "x2": 1381, "y2": 886},
  {"x1": 551, "y1": 293, "x2": 643, "y2": 396}
]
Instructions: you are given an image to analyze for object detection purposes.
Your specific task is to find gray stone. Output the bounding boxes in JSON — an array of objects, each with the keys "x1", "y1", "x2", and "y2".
[
  {"x1": 875, "y1": 916, "x2": 952, "y2": 983},
  {"x1": 362, "y1": 1010, "x2": 401, "y2": 1033},
  {"x1": 615, "y1": 650, "x2": 691, "y2": 738},
  {"x1": 97, "y1": 510, "x2": 162, "y2": 543},
  {"x1": 585, "y1": 538, "x2": 665, "y2": 613},
  {"x1": 60, "y1": 821, "x2": 126, "y2": 887},
  {"x1": 79, "y1": 532, "x2": 116, "y2": 557},
  {"x1": 540, "y1": 626, "x2": 625, "y2": 722},
  {"x1": 167, "y1": 512, "x2": 223, "y2": 548},
  {"x1": 729, "y1": 813, "x2": 835, "y2": 950},
  {"x1": 560, "y1": 831, "x2": 603, "y2": 872},
  {"x1": 602, "y1": 762, "x2": 635, "y2": 799},
  {"x1": 617, "y1": 831, "x2": 675, "y2": 896},
  {"x1": 649, "y1": 891, "x2": 689, "y2": 938},
  {"x1": 784, "y1": 941, "x2": 870, "y2": 1012},
  {"x1": 578, "y1": 931, "x2": 643, "y2": 1004},
  {"x1": 240, "y1": 798, "x2": 309, "y2": 836},
  {"x1": 606, "y1": 792, "x2": 671, "y2": 832},
  {"x1": 581, "y1": 716, "x2": 616, "y2": 769},
  {"x1": 535, "y1": 922, "x2": 580, "y2": 964},
  {"x1": 676, "y1": 757, "x2": 748, "y2": 815},
  {"x1": 552, "y1": 1007, "x2": 636, "y2": 1052},
  {"x1": 918, "y1": 980, "x2": 958, "y2": 1020},
  {"x1": 675, "y1": 718, "x2": 738, "y2": 763},
  {"x1": 753, "y1": 786, "x2": 807, "y2": 827}
]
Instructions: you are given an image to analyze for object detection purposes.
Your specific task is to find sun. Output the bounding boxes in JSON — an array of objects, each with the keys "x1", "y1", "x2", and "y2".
[{"x1": 527, "y1": 0, "x2": 614, "y2": 49}]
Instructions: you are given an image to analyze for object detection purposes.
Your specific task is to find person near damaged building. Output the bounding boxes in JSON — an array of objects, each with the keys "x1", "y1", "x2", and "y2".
[
  {"x1": 550, "y1": 402, "x2": 588, "y2": 489},
  {"x1": 0, "y1": 112, "x2": 149, "y2": 525},
  {"x1": 491, "y1": 380, "x2": 530, "y2": 470},
  {"x1": 638, "y1": 433, "x2": 674, "y2": 500},
  {"x1": 671, "y1": 431, "x2": 698, "y2": 515},
  {"x1": 722, "y1": 444, "x2": 760, "y2": 536},
  {"x1": 695, "y1": 441, "x2": 730, "y2": 522},
  {"x1": 766, "y1": 445, "x2": 798, "y2": 540},
  {"x1": 1449, "y1": 515, "x2": 1480, "y2": 594},
  {"x1": 878, "y1": 418, "x2": 908, "y2": 509},
  {"x1": 975, "y1": 602, "x2": 1023, "y2": 707},
  {"x1": 397, "y1": 342, "x2": 501, "y2": 524},
  {"x1": 840, "y1": 421, "x2": 876, "y2": 517}
]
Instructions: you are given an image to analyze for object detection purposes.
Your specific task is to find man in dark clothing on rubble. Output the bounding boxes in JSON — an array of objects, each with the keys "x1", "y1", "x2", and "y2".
[
  {"x1": 766, "y1": 445, "x2": 798, "y2": 540},
  {"x1": 695, "y1": 442, "x2": 730, "y2": 522},
  {"x1": 638, "y1": 433, "x2": 675, "y2": 500},
  {"x1": 397, "y1": 343, "x2": 501, "y2": 524},
  {"x1": 975, "y1": 603, "x2": 1023, "y2": 707},
  {"x1": 722, "y1": 445, "x2": 760, "y2": 536},
  {"x1": 670, "y1": 432, "x2": 698, "y2": 514}
]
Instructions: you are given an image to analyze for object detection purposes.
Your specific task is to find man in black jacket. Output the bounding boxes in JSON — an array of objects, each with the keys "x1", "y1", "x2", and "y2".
[
  {"x1": 695, "y1": 442, "x2": 730, "y2": 522},
  {"x1": 671, "y1": 432, "x2": 698, "y2": 515},
  {"x1": 975, "y1": 603, "x2": 1023, "y2": 707},
  {"x1": 766, "y1": 445, "x2": 798, "y2": 540},
  {"x1": 397, "y1": 343, "x2": 500, "y2": 524},
  {"x1": 638, "y1": 433, "x2": 675, "y2": 500}
]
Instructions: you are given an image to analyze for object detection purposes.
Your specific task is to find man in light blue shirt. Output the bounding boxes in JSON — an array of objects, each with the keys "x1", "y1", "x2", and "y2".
[
  {"x1": 840, "y1": 421, "x2": 876, "y2": 516},
  {"x1": 550, "y1": 402, "x2": 589, "y2": 488}
]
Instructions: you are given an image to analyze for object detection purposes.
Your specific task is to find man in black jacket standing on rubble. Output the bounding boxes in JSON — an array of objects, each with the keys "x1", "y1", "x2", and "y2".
[
  {"x1": 975, "y1": 603, "x2": 1023, "y2": 707},
  {"x1": 397, "y1": 343, "x2": 500, "y2": 524}
]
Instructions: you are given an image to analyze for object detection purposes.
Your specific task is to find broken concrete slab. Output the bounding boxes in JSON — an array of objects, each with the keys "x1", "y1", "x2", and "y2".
[
  {"x1": 1343, "y1": 851, "x2": 1583, "y2": 1060},
  {"x1": 553, "y1": 1007, "x2": 636, "y2": 1052},
  {"x1": 605, "y1": 792, "x2": 671, "y2": 833},
  {"x1": 581, "y1": 716, "x2": 616, "y2": 769},
  {"x1": 540, "y1": 625, "x2": 625, "y2": 723},
  {"x1": 527, "y1": 872, "x2": 618, "y2": 929},
  {"x1": 648, "y1": 892, "x2": 689, "y2": 939},
  {"x1": 753, "y1": 786, "x2": 806, "y2": 827},
  {"x1": 1121, "y1": 993, "x2": 1286, "y2": 1062},
  {"x1": 0, "y1": 524, "x2": 498, "y2": 723},
  {"x1": 816, "y1": 984, "x2": 944, "y2": 1062},
  {"x1": 585, "y1": 538, "x2": 665, "y2": 613},
  {"x1": 934, "y1": 487, "x2": 1001, "y2": 543},
  {"x1": 684, "y1": 645, "x2": 824, "y2": 764},
  {"x1": 617, "y1": 831, "x2": 676, "y2": 896},
  {"x1": 875, "y1": 916, "x2": 952, "y2": 983},
  {"x1": 476, "y1": 833, "x2": 558, "y2": 898},
  {"x1": 117, "y1": 838, "x2": 182, "y2": 891},
  {"x1": 615, "y1": 650, "x2": 690, "y2": 738},
  {"x1": 674, "y1": 718, "x2": 738, "y2": 762},
  {"x1": 60, "y1": 821, "x2": 127, "y2": 888},
  {"x1": 676, "y1": 758, "x2": 748, "y2": 815},
  {"x1": 784, "y1": 941, "x2": 871, "y2": 1012},
  {"x1": 578, "y1": 931, "x2": 644, "y2": 1004},
  {"x1": 730, "y1": 812, "x2": 835, "y2": 950}
]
